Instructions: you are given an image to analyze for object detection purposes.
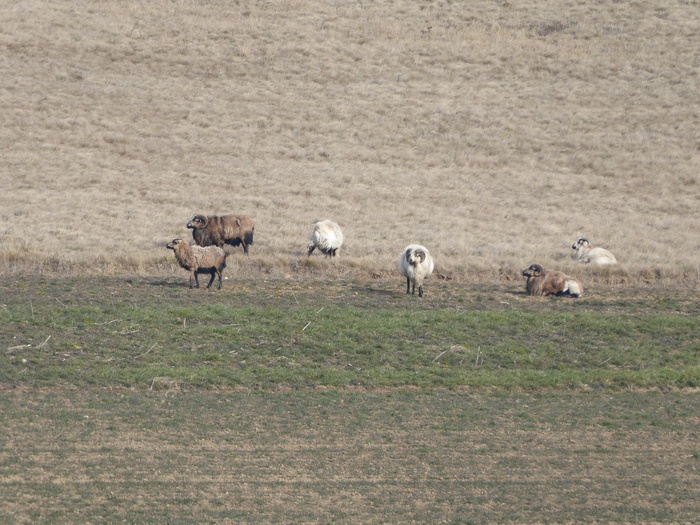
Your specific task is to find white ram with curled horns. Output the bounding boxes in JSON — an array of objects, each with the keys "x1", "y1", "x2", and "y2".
[
  {"x1": 571, "y1": 237, "x2": 617, "y2": 265},
  {"x1": 398, "y1": 244, "x2": 435, "y2": 298}
]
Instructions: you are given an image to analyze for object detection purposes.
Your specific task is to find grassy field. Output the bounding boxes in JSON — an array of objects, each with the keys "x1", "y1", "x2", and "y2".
[
  {"x1": 1, "y1": 0, "x2": 699, "y2": 522},
  {"x1": 2, "y1": 277, "x2": 699, "y2": 522},
  {"x1": 2, "y1": 277, "x2": 699, "y2": 391}
]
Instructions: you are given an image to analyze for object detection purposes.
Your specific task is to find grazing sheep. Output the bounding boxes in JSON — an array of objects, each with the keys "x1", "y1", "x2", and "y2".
[
  {"x1": 307, "y1": 220, "x2": 344, "y2": 257},
  {"x1": 571, "y1": 237, "x2": 617, "y2": 265},
  {"x1": 522, "y1": 264, "x2": 583, "y2": 298},
  {"x1": 187, "y1": 214, "x2": 255, "y2": 254},
  {"x1": 398, "y1": 244, "x2": 435, "y2": 297},
  {"x1": 166, "y1": 238, "x2": 227, "y2": 290}
]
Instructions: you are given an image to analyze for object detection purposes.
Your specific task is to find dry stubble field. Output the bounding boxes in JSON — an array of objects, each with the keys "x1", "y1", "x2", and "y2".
[
  {"x1": 1, "y1": 0, "x2": 699, "y2": 282},
  {"x1": 1, "y1": 1, "x2": 699, "y2": 523}
]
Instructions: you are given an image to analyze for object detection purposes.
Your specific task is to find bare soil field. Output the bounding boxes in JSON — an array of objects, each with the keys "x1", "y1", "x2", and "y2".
[
  {"x1": 1, "y1": 388, "x2": 699, "y2": 524},
  {"x1": 1, "y1": 0, "x2": 699, "y2": 284}
]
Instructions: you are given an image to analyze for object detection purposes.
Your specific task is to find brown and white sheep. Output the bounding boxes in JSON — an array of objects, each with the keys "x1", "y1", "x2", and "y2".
[
  {"x1": 398, "y1": 244, "x2": 435, "y2": 297},
  {"x1": 187, "y1": 214, "x2": 255, "y2": 254},
  {"x1": 166, "y1": 238, "x2": 227, "y2": 289},
  {"x1": 308, "y1": 220, "x2": 344, "y2": 257},
  {"x1": 522, "y1": 264, "x2": 583, "y2": 298},
  {"x1": 571, "y1": 237, "x2": 617, "y2": 265}
]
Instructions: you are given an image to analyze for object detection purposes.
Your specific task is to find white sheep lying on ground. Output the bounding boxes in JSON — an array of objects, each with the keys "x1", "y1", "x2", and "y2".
[
  {"x1": 166, "y1": 238, "x2": 227, "y2": 289},
  {"x1": 398, "y1": 244, "x2": 435, "y2": 298},
  {"x1": 522, "y1": 264, "x2": 583, "y2": 298},
  {"x1": 307, "y1": 220, "x2": 344, "y2": 257},
  {"x1": 571, "y1": 237, "x2": 617, "y2": 265}
]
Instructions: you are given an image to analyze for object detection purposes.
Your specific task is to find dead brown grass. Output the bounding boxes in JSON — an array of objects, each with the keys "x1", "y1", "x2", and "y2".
[{"x1": 1, "y1": 0, "x2": 699, "y2": 285}]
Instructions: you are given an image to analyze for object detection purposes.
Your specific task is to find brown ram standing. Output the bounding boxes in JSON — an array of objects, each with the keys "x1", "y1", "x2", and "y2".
[{"x1": 187, "y1": 214, "x2": 255, "y2": 254}]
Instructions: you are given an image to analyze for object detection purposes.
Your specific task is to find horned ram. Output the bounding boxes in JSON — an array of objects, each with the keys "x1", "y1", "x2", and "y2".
[{"x1": 522, "y1": 263, "x2": 583, "y2": 298}]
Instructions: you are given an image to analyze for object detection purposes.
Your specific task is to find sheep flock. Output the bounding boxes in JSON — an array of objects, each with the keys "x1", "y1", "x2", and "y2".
[{"x1": 167, "y1": 212, "x2": 619, "y2": 298}]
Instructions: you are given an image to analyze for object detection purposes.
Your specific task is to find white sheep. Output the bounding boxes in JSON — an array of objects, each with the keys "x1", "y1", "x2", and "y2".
[
  {"x1": 307, "y1": 220, "x2": 344, "y2": 257},
  {"x1": 522, "y1": 264, "x2": 583, "y2": 298},
  {"x1": 166, "y1": 238, "x2": 227, "y2": 289},
  {"x1": 398, "y1": 244, "x2": 435, "y2": 297},
  {"x1": 571, "y1": 237, "x2": 617, "y2": 265}
]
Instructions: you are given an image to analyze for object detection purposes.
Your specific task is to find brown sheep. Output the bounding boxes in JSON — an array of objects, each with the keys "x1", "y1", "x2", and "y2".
[
  {"x1": 166, "y1": 238, "x2": 227, "y2": 289},
  {"x1": 522, "y1": 264, "x2": 583, "y2": 298},
  {"x1": 186, "y1": 214, "x2": 255, "y2": 254}
]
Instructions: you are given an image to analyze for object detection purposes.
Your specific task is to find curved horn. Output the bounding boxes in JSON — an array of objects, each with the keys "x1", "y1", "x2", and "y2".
[{"x1": 531, "y1": 264, "x2": 544, "y2": 275}]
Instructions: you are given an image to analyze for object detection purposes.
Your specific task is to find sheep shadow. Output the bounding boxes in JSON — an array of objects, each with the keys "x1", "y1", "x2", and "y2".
[
  {"x1": 148, "y1": 278, "x2": 223, "y2": 290},
  {"x1": 350, "y1": 285, "x2": 397, "y2": 297},
  {"x1": 148, "y1": 278, "x2": 191, "y2": 289}
]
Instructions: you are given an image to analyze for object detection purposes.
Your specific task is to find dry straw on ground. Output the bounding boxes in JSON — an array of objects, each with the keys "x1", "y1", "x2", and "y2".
[{"x1": 1, "y1": 0, "x2": 698, "y2": 285}]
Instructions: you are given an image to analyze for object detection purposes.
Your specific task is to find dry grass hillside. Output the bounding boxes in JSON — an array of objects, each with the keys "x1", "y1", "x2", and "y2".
[{"x1": 1, "y1": 0, "x2": 698, "y2": 285}]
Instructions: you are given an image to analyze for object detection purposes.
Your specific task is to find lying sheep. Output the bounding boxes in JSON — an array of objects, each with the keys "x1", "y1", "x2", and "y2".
[
  {"x1": 522, "y1": 264, "x2": 583, "y2": 298},
  {"x1": 307, "y1": 220, "x2": 344, "y2": 257},
  {"x1": 187, "y1": 214, "x2": 255, "y2": 254},
  {"x1": 398, "y1": 244, "x2": 435, "y2": 297},
  {"x1": 166, "y1": 238, "x2": 227, "y2": 289},
  {"x1": 571, "y1": 237, "x2": 617, "y2": 265}
]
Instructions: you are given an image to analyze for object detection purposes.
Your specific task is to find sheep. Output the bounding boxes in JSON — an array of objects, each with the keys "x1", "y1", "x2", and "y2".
[
  {"x1": 571, "y1": 237, "x2": 617, "y2": 265},
  {"x1": 398, "y1": 244, "x2": 435, "y2": 297},
  {"x1": 522, "y1": 264, "x2": 583, "y2": 298},
  {"x1": 166, "y1": 238, "x2": 227, "y2": 289},
  {"x1": 307, "y1": 220, "x2": 344, "y2": 257},
  {"x1": 186, "y1": 214, "x2": 255, "y2": 254}
]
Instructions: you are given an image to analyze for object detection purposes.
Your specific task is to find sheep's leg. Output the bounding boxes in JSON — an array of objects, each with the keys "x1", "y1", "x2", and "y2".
[
  {"x1": 418, "y1": 285, "x2": 424, "y2": 298},
  {"x1": 406, "y1": 276, "x2": 411, "y2": 294},
  {"x1": 192, "y1": 271, "x2": 200, "y2": 288},
  {"x1": 216, "y1": 269, "x2": 223, "y2": 290},
  {"x1": 205, "y1": 271, "x2": 216, "y2": 289}
]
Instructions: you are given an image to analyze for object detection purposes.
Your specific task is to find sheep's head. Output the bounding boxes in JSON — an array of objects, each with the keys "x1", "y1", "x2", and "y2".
[
  {"x1": 166, "y1": 238, "x2": 187, "y2": 251},
  {"x1": 187, "y1": 214, "x2": 208, "y2": 230},
  {"x1": 406, "y1": 248, "x2": 426, "y2": 266},
  {"x1": 522, "y1": 264, "x2": 544, "y2": 278},
  {"x1": 572, "y1": 237, "x2": 589, "y2": 250}
]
